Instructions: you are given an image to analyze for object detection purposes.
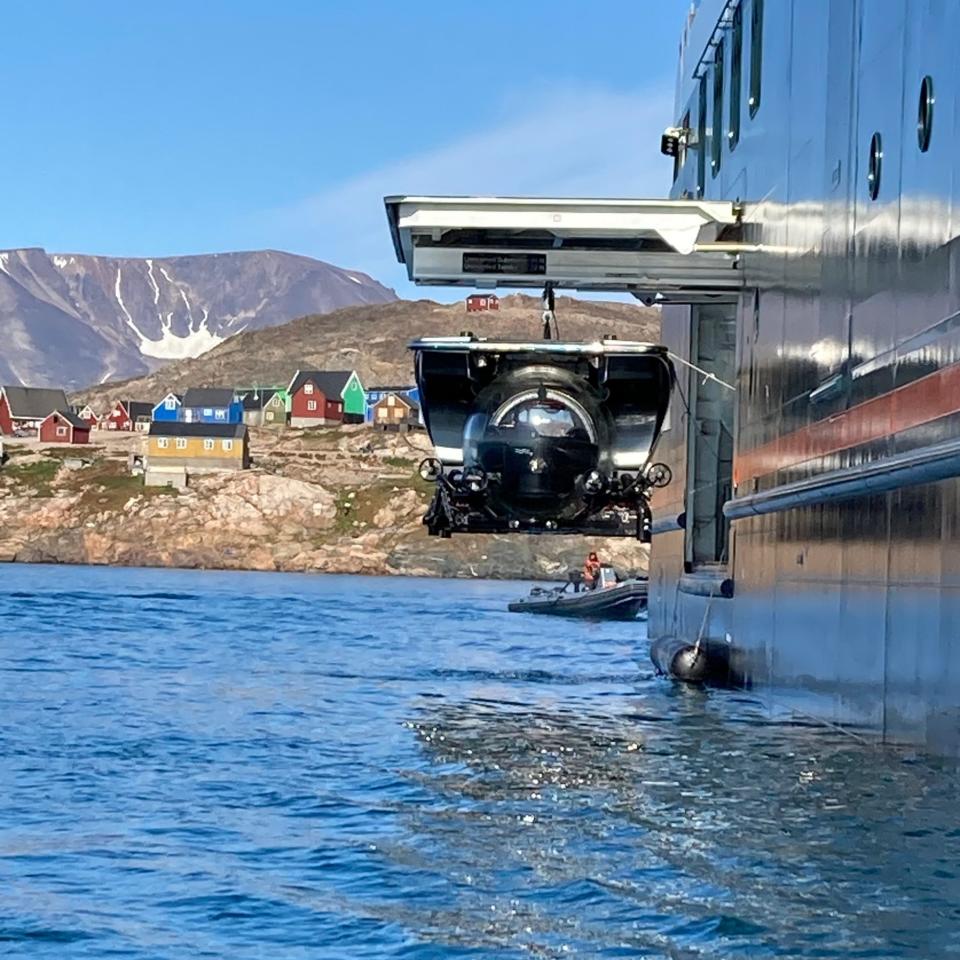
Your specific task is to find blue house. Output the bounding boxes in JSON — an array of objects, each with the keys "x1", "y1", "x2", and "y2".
[
  {"x1": 181, "y1": 387, "x2": 243, "y2": 425},
  {"x1": 364, "y1": 385, "x2": 420, "y2": 424},
  {"x1": 152, "y1": 392, "x2": 182, "y2": 422}
]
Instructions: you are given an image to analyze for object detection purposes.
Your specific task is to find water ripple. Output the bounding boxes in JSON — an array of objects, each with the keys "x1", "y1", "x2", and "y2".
[{"x1": 0, "y1": 564, "x2": 957, "y2": 958}]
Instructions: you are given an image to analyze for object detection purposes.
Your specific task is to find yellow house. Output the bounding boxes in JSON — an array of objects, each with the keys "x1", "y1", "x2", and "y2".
[
  {"x1": 372, "y1": 392, "x2": 420, "y2": 429},
  {"x1": 147, "y1": 422, "x2": 249, "y2": 471}
]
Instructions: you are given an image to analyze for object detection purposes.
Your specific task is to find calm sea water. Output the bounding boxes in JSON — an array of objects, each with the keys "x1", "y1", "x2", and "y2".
[{"x1": 1, "y1": 565, "x2": 958, "y2": 959}]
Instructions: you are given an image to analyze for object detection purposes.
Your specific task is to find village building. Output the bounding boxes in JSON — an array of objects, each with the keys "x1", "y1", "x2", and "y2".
[
  {"x1": 261, "y1": 389, "x2": 290, "y2": 427},
  {"x1": 103, "y1": 400, "x2": 153, "y2": 432},
  {"x1": 372, "y1": 392, "x2": 421, "y2": 431},
  {"x1": 151, "y1": 393, "x2": 183, "y2": 422},
  {"x1": 288, "y1": 370, "x2": 366, "y2": 427},
  {"x1": 74, "y1": 404, "x2": 99, "y2": 427},
  {"x1": 466, "y1": 293, "x2": 499, "y2": 312},
  {"x1": 364, "y1": 385, "x2": 420, "y2": 424},
  {"x1": 181, "y1": 388, "x2": 243, "y2": 424},
  {"x1": 0, "y1": 386, "x2": 71, "y2": 436},
  {"x1": 146, "y1": 422, "x2": 249, "y2": 476},
  {"x1": 236, "y1": 388, "x2": 282, "y2": 427},
  {"x1": 39, "y1": 410, "x2": 91, "y2": 445}
]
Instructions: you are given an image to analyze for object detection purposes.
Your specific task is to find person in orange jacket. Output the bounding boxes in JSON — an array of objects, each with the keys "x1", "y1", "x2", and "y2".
[{"x1": 582, "y1": 551, "x2": 601, "y2": 590}]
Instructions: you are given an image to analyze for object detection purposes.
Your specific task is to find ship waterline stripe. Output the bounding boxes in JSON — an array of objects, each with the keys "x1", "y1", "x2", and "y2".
[
  {"x1": 734, "y1": 360, "x2": 960, "y2": 485},
  {"x1": 725, "y1": 434, "x2": 960, "y2": 519}
]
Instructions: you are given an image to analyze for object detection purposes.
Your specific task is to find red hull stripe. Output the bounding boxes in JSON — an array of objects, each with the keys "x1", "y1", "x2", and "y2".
[{"x1": 734, "y1": 362, "x2": 960, "y2": 485}]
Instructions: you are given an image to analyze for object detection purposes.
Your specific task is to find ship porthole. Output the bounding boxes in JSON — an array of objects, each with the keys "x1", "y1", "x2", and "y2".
[
  {"x1": 918, "y1": 75, "x2": 934, "y2": 152},
  {"x1": 867, "y1": 132, "x2": 882, "y2": 201}
]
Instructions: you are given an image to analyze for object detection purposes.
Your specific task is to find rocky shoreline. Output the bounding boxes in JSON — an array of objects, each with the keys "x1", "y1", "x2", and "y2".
[{"x1": 0, "y1": 426, "x2": 649, "y2": 581}]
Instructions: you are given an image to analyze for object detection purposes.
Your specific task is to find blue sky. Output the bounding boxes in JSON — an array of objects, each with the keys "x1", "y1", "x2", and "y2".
[{"x1": 0, "y1": 0, "x2": 689, "y2": 295}]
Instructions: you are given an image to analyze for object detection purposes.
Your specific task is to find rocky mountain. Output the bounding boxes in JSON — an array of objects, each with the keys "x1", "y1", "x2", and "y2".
[
  {"x1": 76, "y1": 294, "x2": 660, "y2": 405},
  {"x1": 0, "y1": 248, "x2": 396, "y2": 390}
]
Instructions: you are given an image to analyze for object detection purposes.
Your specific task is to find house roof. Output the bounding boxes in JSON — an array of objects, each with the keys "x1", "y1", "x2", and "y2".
[
  {"x1": 149, "y1": 421, "x2": 247, "y2": 439},
  {"x1": 375, "y1": 392, "x2": 419, "y2": 413},
  {"x1": 2, "y1": 386, "x2": 70, "y2": 419},
  {"x1": 239, "y1": 389, "x2": 277, "y2": 411},
  {"x1": 288, "y1": 370, "x2": 355, "y2": 398},
  {"x1": 152, "y1": 393, "x2": 183, "y2": 408},
  {"x1": 182, "y1": 387, "x2": 237, "y2": 408},
  {"x1": 367, "y1": 384, "x2": 416, "y2": 394},
  {"x1": 44, "y1": 409, "x2": 89, "y2": 430},
  {"x1": 123, "y1": 401, "x2": 154, "y2": 420}
]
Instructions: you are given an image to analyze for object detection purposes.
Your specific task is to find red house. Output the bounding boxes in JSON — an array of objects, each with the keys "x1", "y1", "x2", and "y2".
[
  {"x1": 102, "y1": 399, "x2": 153, "y2": 432},
  {"x1": 39, "y1": 410, "x2": 91, "y2": 444},
  {"x1": 466, "y1": 293, "x2": 499, "y2": 312},
  {"x1": 288, "y1": 370, "x2": 348, "y2": 428},
  {"x1": 75, "y1": 404, "x2": 99, "y2": 427},
  {"x1": 0, "y1": 385, "x2": 71, "y2": 435}
]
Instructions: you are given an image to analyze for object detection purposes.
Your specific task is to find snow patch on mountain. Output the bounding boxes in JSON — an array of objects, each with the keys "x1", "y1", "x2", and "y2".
[
  {"x1": 145, "y1": 259, "x2": 161, "y2": 305},
  {"x1": 138, "y1": 323, "x2": 225, "y2": 360}
]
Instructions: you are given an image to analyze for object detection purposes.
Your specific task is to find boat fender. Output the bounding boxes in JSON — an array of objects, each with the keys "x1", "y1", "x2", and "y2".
[{"x1": 649, "y1": 636, "x2": 710, "y2": 683}]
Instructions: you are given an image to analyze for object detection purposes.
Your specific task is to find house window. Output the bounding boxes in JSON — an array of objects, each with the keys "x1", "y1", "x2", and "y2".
[
  {"x1": 304, "y1": 383, "x2": 314, "y2": 395},
  {"x1": 711, "y1": 40, "x2": 723, "y2": 176},
  {"x1": 748, "y1": 0, "x2": 763, "y2": 118},
  {"x1": 203, "y1": 438, "x2": 214, "y2": 450},
  {"x1": 214, "y1": 409, "x2": 226, "y2": 420},
  {"x1": 728, "y1": 3, "x2": 742, "y2": 150},
  {"x1": 176, "y1": 437, "x2": 188, "y2": 449},
  {"x1": 157, "y1": 437, "x2": 169, "y2": 449},
  {"x1": 164, "y1": 397, "x2": 177, "y2": 410},
  {"x1": 388, "y1": 395, "x2": 395, "y2": 406},
  {"x1": 222, "y1": 439, "x2": 233, "y2": 452},
  {"x1": 56, "y1": 425, "x2": 67, "y2": 437},
  {"x1": 307, "y1": 400, "x2": 317, "y2": 411},
  {"x1": 203, "y1": 408, "x2": 213, "y2": 417},
  {"x1": 378, "y1": 408, "x2": 387, "y2": 420}
]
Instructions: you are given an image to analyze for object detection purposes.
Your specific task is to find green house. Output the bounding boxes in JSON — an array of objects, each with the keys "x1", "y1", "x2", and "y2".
[
  {"x1": 336, "y1": 371, "x2": 366, "y2": 418},
  {"x1": 260, "y1": 388, "x2": 291, "y2": 427}
]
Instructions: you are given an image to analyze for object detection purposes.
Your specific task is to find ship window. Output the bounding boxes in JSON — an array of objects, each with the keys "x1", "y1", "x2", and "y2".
[
  {"x1": 918, "y1": 75, "x2": 934, "y2": 152},
  {"x1": 867, "y1": 131, "x2": 882, "y2": 200},
  {"x1": 748, "y1": 0, "x2": 763, "y2": 118},
  {"x1": 697, "y1": 77, "x2": 707, "y2": 197},
  {"x1": 711, "y1": 41, "x2": 724, "y2": 176},
  {"x1": 728, "y1": 3, "x2": 742, "y2": 149}
]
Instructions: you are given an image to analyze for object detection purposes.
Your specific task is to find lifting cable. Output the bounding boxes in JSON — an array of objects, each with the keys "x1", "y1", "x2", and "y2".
[
  {"x1": 541, "y1": 283, "x2": 560, "y2": 340},
  {"x1": 668, "y1": 351, "x2": 736, "y2": 392}
]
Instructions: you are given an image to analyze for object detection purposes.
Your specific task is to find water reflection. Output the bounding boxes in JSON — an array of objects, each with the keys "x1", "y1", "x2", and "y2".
[{"x1": 395, "y1": 693, "x2": 960, "y2": 958}]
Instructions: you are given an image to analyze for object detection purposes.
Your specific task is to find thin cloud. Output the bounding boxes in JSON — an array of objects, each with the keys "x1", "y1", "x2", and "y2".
[{"x1": 257, "y1": 83, "x2": 676, "y2": 296}]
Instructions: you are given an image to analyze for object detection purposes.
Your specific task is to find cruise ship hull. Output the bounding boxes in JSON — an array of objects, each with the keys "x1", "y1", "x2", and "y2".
[{"x1": 650, "y1": 0, "x2": 960, "y2": 753}]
